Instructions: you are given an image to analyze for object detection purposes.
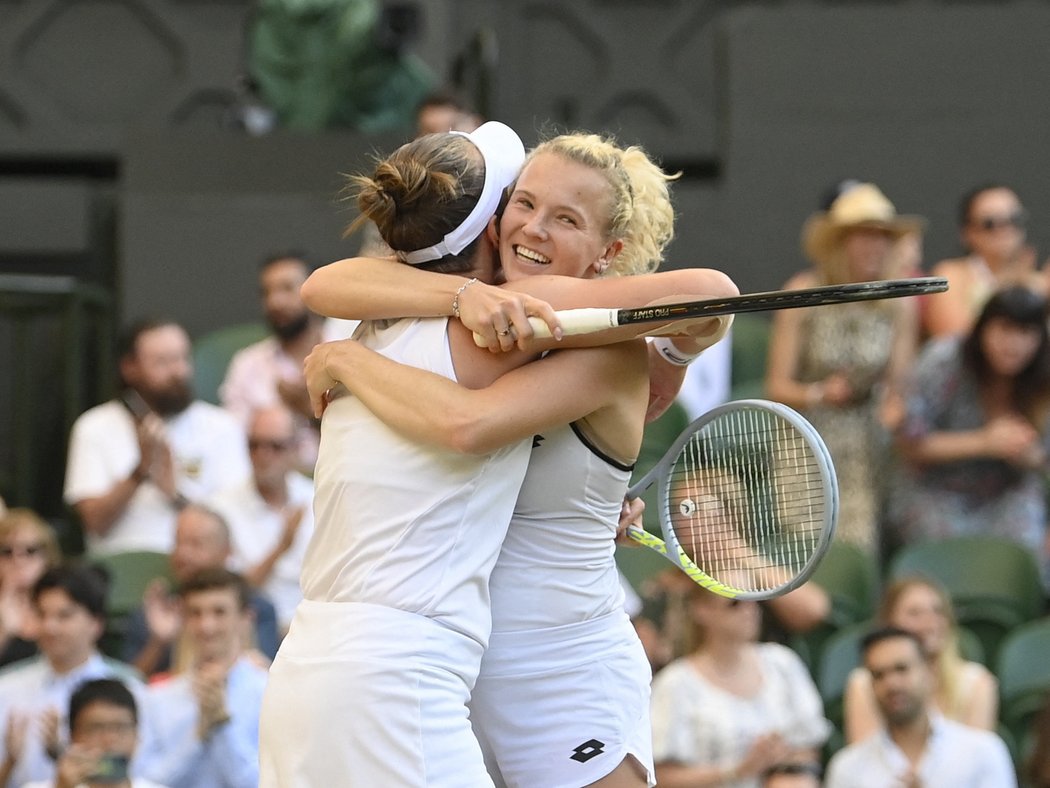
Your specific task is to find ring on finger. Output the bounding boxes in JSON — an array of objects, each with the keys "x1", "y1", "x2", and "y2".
[{"x1": 497, "y1": 328, "x2": 512, "y2": 337}]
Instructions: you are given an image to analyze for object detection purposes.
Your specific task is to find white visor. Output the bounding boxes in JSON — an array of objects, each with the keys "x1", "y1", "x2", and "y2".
[{"x1": 399, "y1": 121, "x2": 525, "y2": 265}]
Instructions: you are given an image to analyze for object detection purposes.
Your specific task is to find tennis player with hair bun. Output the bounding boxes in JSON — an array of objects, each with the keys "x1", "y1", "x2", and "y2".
[{"x1": 300, "y1": 130, "x2": 736, "y2": 787}]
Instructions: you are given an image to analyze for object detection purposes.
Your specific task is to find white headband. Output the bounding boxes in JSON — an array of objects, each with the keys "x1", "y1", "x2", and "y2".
[{"x1": 399, "y1": 121, "x2": 526, "y2": 266}]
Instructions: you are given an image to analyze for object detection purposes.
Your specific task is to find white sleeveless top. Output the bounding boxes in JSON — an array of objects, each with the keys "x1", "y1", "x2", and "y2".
[
  {"x1": 489, "y1": 422, "x2": 633, "y2": 632},
  {"x1": 301, "y1": 317, "x2": 532, "y2": 646}
]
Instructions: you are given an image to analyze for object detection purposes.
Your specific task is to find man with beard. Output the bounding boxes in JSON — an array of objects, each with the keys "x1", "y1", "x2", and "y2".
[
  {"x1": 824, "y1": 627, "x2": 1015, "y2": 788},
  {"x1": 64, "y1": 319, "x2": 251, "y2": 555},
  {"x1": 219, "y1": 252, "x2": 356, "y2": 473}
]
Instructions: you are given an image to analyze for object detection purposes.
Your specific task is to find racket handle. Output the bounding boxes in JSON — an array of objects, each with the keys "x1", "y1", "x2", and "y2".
[{"x1": 471, "y1": 308, "x2": 620, "y2": 347}]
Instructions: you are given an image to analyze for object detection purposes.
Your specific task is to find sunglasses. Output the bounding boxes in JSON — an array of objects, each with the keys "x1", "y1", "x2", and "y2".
[
  {"x1": 248, "y1": 438, "x2": 292, "y2": 452},
  {"x1": 0, "y1": 544, "x2": 46, "y2": 559},
  {"x1": 971, "y1": 211, "x2": 1027, "y2": 232}
]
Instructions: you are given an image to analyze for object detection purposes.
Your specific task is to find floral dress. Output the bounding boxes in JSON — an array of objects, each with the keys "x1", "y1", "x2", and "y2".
[{"x1": 796, "y1": 301, "x2": 898, "y2": 553}]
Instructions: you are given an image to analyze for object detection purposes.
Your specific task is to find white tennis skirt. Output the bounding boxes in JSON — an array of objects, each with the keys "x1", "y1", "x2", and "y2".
[
  {"x1": 469, "y1": 609, "x2": 656, "y2": 788},
  {"x1": 259, "y1": 599, "x2": 492, "y2": 788}
]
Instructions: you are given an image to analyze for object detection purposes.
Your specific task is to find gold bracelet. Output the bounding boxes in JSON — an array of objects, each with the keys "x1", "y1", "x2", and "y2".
[{"x1": 452, "y1": 277, "x2": 478, "y2": 319}]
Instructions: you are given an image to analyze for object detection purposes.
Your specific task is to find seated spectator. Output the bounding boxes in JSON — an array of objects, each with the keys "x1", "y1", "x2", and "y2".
[
  {"x1": 64, "y1": 318, "x2": 250, "y2": 555},
  {"x1": 888, "y1": 285, "x2": 1050, "y2": 581},
  {"x1": 924, "y1": 183, "x2": 1042, "y2": 338},
  {"x1": 121, "y1": 505, "x2": 278, "y2": 678},
  {"x1": 844, "y1": 575, "x2": 997, "y2": 743},
  {"x1": 0, "y1": 564, "x2": 144, "y2": 788},
  {"x1": 219, "y1": 252, "x2": 356, "y2": 474},
  {"x1": 761, "y1": 761, "x2": 823, "y2": 788},
  {"x1": 22, "y1": 678, "x2": 168, "y2": 788},
  {"x1": 209, "y1": 405, "x2": 314, "y2": 634},
  {"x1": 0, "y1": 509, "x2": 61, "y2": 666},
  {"x1": 650, "y1": 583, "x2": 830, "y2": 786},
  {"x1": 825, "y1": 627, "x2": 1015, "y2": 787},
  {"x1": 635, "y1": 567, "x2": 830, "y2": 671},
  {"x1": 138, "y1": 569, "x2": 267, "y2": 788}
]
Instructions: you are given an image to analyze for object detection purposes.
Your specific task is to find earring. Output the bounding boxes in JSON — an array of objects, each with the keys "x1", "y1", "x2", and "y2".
[{"x1": 595, "y1": 259, "x2": 608, "y2": 274}]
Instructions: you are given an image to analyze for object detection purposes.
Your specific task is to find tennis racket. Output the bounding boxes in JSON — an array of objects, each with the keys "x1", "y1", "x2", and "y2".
[
  {"x1": 476, "y1": 276, "x2": 946, "y2": 343},
  {"x1": 627, "y1": 399, "x2": 838, "y2": 600}
]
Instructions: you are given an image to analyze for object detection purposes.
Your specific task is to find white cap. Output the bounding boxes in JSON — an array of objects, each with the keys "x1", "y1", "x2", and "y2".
[{"x1": 400, "y1": 121, "x2": 526, "y2": 265}]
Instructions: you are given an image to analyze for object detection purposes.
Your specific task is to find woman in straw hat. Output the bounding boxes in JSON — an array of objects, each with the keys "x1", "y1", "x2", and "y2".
[{"x1": 765, "y1": 181, "x2": 925, "y2": 555}]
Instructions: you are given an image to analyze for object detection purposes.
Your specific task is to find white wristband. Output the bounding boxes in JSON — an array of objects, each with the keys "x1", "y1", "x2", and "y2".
[{"x1": 651, "y1": 336, "x2": 703, "y2": 367}]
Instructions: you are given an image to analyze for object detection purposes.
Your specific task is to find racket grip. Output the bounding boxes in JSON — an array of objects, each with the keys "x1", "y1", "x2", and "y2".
[{"x1": 471, "y1": 308, "x2": 620, "y2": 346}]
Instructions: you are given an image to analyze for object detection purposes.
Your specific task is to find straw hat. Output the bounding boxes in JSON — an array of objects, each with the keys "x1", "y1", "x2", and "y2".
[{"x1": 801, "y1": 182, "x2": 925, "y2": 266}]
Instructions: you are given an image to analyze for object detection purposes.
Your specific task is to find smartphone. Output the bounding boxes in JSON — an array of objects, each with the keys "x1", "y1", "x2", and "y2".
[
  {"x1": 87, "y1": 753, "x2": 129, "y2": 783},
  {"x1": 119, "y1": 389, "x2": 152, "y2": 421}
]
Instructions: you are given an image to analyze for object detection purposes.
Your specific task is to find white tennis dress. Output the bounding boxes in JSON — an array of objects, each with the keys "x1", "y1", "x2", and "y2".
[
  {"x1": 259, "y1": 317, "x2": 532, "y2": 788},
  {"x1": 469, "y1": 422, "x2": 656, "y2": 788}
]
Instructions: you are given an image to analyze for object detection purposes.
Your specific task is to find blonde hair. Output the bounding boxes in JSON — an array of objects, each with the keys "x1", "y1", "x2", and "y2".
[
  {"x1": 528, "y1": 133, "x2": 677, "y2": 276},
  {"x1": 879, "y1": 575, "x2": 967, "y2": 719},
  {"x1": 343, "y1": 134, "x2": 485, "y2": 273},
  {"x1": 0, "y1": 508, "x2": 62, "y2": 568}
]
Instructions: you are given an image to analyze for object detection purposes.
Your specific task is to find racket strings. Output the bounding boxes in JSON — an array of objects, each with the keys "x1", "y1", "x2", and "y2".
[{"x1": 664, "y1": 409, "x2": 827, "y2": 595}]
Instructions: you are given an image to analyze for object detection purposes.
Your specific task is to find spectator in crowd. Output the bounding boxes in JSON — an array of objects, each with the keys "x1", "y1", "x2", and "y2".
[
  {"x1": 766, "y1": 181, "x2": 923, "y2": 555},
  {"x1": 825, "y1": 627, "x2": 1015, "y2": 787},
  {"x1": 634, "y1": 566, "x2": 830, "y2": 671},
  {"x1": 0, "y1": 508, "x2": 61, "y2": 666},
  {"x1": 843, "y1": 575, "x2": 997, "y2": 743},
  {"x1": 22, "y1": 678, "x2": 167, "y2": 788},
  {"x1": 220, "y1": 253, "x2": 355, "y2": 473},
  {"x1": 888, "y1": 285, "x2": 1050, "y2": 581},
  {"x1": 650, "y1": 583, "x2": 830, "y2": 787},
  {"x1": 209, "y1": 405, "x2": 314, "y2": 634},
  {"x1": 761, "y1": 761, "x2": 823, "y2": 788},
  {"x1": 64, "y1": 319, "x2": 251, "y2": 555},
  {"x1": 139, "y1": 569, "x2": 266, "y2": 788},
  {"x1": 121, "y1": 505, "x2": 278, "y2": 679},
  {"x1": 925, "y1": 183, "x2": 1042, "y2": 338},
  {"x1": 0, "y1": 565, "x2": 144, "y2": 788},
  {"x1": 415, "y1": 90, "x2": 483, "y2": 136}
]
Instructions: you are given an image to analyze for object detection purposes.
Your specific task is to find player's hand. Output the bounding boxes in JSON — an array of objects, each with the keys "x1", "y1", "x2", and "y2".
[
  {"x1": 615, "y1": 498, "x2": 645, "y2": 544},
  {"x1": 303, "y1": 341, "x2": 344, "y2": 418},
  {"x1": 457, "y1": 280, "x2": 562, "y2": 351}
]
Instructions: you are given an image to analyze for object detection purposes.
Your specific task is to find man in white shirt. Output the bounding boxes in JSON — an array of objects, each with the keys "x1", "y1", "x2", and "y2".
[
  {"x1": 208, "y1": 405, "x2": 314, "y2": 633},
  {"x1": 824, "y1": 626, "x2": 1016, "y2": 788},
  {"x1": 138, "y1": 568, "x2": 267, "y2": 788},
  {"x1": 0, "y1": 565, "x2": 146, "y2": 788},
  {"x1": 64, "y1": 319, "x2": 251, "y2": 555},
  {"x1": 219, "y1": 252, "x2": 356, "y2": 473}
]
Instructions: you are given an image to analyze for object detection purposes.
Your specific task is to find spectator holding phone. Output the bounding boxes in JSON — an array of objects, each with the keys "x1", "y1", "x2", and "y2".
[{"x1": 22, "y1": 678, "x2": 168, "y2": 788}]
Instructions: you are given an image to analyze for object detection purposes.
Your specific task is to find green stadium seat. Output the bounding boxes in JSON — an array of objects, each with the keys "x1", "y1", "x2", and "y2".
[
  {"x1": 91, "y1": 550, "x2": 173, "y2": 658},
  {"x1": 729, "y1": 312, "x2": 771, "y2": 400},
  {"x1": 192, "y1": 322, "x2": 269, "y2": 405},
  {"x1": 791, "y1": 541, "x2": 880, "y2": 672},
  {"x1": 997, "y1": 617, "x2": 1050, "y2": 750}
]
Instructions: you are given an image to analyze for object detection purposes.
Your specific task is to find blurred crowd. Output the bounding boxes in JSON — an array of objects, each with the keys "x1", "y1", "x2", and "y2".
[{"x1": 2, "y1": 92, "x2": 1050, "y2": 787}]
